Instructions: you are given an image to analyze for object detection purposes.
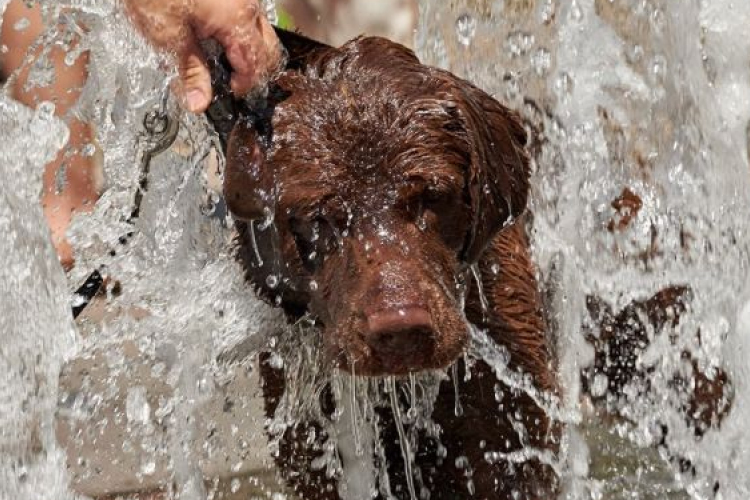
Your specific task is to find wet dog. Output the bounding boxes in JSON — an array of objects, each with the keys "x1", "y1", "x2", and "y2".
[{"x1": 212, "y1": 30, "x2": 560, "y2": 499}]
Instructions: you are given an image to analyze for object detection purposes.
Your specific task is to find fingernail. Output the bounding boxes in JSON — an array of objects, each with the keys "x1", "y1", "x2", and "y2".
[{"x1": 186, "y1": 89, "x2": 206, "y2": 113}]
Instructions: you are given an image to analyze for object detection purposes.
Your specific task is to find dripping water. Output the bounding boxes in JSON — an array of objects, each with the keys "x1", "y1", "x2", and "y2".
[
  {"x1": 407, "y1": 372, "x2": 418, "y2": 421},
  {"x1": 387, "y1": 377, "x2": 418, "y2": 500},
  {"x1": 248, "y1": 222, "x2": 264, "y2": 267},
  {"x1": 349, "y1": 363, "x2": 363, "y2": 457},
  {"x1": 469, "y1": 263, "x2": 489, "y2": 319},
  {"x1": 451, "y1": 363, "x2": 464, "y2": 418}
]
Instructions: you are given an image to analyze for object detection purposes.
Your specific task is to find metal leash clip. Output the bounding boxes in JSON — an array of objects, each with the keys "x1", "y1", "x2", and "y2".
[
  {"x1": 72, "y1": 100, "x2": 179, "y2": 319},
  {"x1": 130, "y1": 102, "x2": 181, "y2": 222}
]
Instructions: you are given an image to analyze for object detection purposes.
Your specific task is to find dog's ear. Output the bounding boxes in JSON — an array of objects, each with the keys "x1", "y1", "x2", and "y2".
[
  {"x1": 223, "y1": 118, "x2": 273, "y2": 220},
  {"x1": 454, "y1": 82, "x2": 530, "y2": 264},
  {"x1": 215, "y1": 29, "x2": 334, "y2": 221},
  {"x1": 274, "y1": 27, "x2": 332, "y2": 71}
]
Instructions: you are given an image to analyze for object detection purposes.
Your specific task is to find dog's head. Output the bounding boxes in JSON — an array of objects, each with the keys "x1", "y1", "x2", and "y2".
[{"x1": 222, "y1": 33, "x2": 530, "y2": 376}]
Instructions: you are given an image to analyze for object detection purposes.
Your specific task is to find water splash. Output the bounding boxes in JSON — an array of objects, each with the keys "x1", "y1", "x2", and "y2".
[
  {"x1": 2, "y1": 1, "x2": 285, "y2": 499},
  {"x1": 0, "y1": 97, "x2": 82, "y2": 500},
  {"x1": 5, "y1": 0, "x2": 750, "y2": 498},
  {"x1": 419, "y1": 0, "x2": 750, "y2": 497}
]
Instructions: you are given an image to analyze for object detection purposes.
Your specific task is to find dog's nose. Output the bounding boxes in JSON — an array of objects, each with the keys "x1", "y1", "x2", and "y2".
[{"x1": 364, "y1": 307, "x2": 434, "y2": 357}]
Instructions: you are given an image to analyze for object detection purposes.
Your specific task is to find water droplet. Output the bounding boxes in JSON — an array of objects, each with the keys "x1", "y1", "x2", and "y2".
[
  {"x1": 505, "y1": 32, "x2": 535, "y2": 59},
  {"x1": 64, "y1": 46, "x2": 86, "y2": 67},
  {"x1": 531, "y1": 48, "x2": 552, "y2": 77},
  {"x1": 230, "y1": 478, "x2": 241, "y2": 493},
  {"x1": 259, "y1": 206, "x2": 274, "y2": 230},
  {"x1": 652, "y1": 55, "x2": 667, "y2": 82},
  {"x1": 13, "y1": 17, "x2": 31, "y2": 32},
  {"x1": 554, "y1": 72, "x2": 574, "y2": 98},
  {"x1": 504, "y1": 71, "x2": 522, "y2": 101},
  {"x1": 431, "y1": 35, "x2": 449, "y2": 69},
  {"x1": 650, "y1": 7, "x2": 665, "y2": 32},
  {"x1": 309, "y1": 280, "x2": 319, "y2": 292},
  {"x1": 376, "y1": 224, "x2": 393, "y2": 242},
  {"x1": 140, "y1": 460, "x2": 156, "y2": 475},
  {"x1": 268, "y1": 353, "x2": 284, "y2": 369},
  {"x1": 626, "y1": 44, "x2": 645, "y2": 65},
  {"x1": 539, "y1": 0, "x2": 556, "y2": 24},
  {"x1": 36, "y1": 101, "x2": 56, "y2": 120},
  {"x1": 16, "y1": 464, "x2": 28, "y2": 482},
  {"x1": 125, "y1": 387, "x2": 150, "y2": 425},
  {"x1": 570, "y1": 1, "x2": 583, "y2": 22},
  {"x1": 455, "y1": 14, "x2": 477, "y2": 47},
  {"x1": 54, "y1": 162, "x2": 68, "y2": 195},
  {"x1": 81, "y1": 143, "x2": 97, "y2": 157},
  {"x1": 266, "y1": 275, "x2": 279, "y2": 289},
  {"x1": 590, "y1": 373, "x2": 609, "y2": 398}
]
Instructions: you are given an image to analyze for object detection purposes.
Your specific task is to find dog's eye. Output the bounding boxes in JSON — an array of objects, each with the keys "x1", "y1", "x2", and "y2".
[
  {"x1": 290, "y1": 216, "x2": 340, "y2": 273},
  {"x1": 412, "y1": 188, "x2": 449, "y2": 227},
  {"x1": 424, "y1": 188, "x2": 448, "y2": 208},
  {"x1": 406, "y1": 186, "x2": 467, "y2": 253}
]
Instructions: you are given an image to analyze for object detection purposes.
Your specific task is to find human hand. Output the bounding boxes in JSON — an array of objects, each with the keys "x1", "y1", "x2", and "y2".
[{"x1": 123, "y1": 0, "x2": 281, "y2": 113}]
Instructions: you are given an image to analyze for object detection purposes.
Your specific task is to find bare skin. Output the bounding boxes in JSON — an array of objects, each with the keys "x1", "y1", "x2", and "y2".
[
  {"x1": 1, "y1": 0, "x2": 101, "y2": 270},
  {"x1": 123, "y1": 0, "x2": 282, "y2": 112}
]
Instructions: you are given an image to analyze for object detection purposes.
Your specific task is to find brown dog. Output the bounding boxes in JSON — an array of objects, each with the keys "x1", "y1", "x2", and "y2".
[{"x1": 214, "y1": 30, "x2": 560, "y2": 499}]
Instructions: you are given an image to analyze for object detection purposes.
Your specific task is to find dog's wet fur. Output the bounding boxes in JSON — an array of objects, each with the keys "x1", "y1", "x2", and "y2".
[
  {"x1": 199, "y1": 21, "x2": 746, "y2": 499},
  {"x1": 226, "y1": 34, "x2": 533, "y2": 377},
  {"x1": 212, "y1": 27, "x2": 738, "y2": 499},
  {"x1": 218, "y1": 29, "x2": 561, "y2": 499}
]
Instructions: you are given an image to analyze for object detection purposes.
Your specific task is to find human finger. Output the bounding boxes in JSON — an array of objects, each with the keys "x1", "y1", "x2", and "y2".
[
  {"x1": 123, "y1": 0, "x2": 212, "y2": 111},
  {"x1": 175, "y1": 32, "x2": 213, "y2": 112},
  {"x1": 192, "y1": 0, "x2": 282, "y2": 96}
]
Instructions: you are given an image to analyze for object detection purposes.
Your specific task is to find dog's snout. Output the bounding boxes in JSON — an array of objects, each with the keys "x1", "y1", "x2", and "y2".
[{"x1": 364, "y1": 307, "x2": 434, "y2": 357}]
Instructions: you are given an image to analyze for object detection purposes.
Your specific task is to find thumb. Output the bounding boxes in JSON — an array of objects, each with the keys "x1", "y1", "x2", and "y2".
[{"x1": 176, "y1": 32, "x2": 213, "y2": 113}]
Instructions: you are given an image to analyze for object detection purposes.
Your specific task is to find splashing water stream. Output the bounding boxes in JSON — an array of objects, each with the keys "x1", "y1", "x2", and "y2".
[
  {"x1": 419, "y1": 0, "x2": 750, "y2": 498},
  {"x1": 386, "y1": 377, "x2": 417, "y2": 500},
  {"x1": 2, "y1": 0, "x2": 750, "y2": 499},
  {"x1": 2, "y1": 1, "x2": 286, "y2": 499}
]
